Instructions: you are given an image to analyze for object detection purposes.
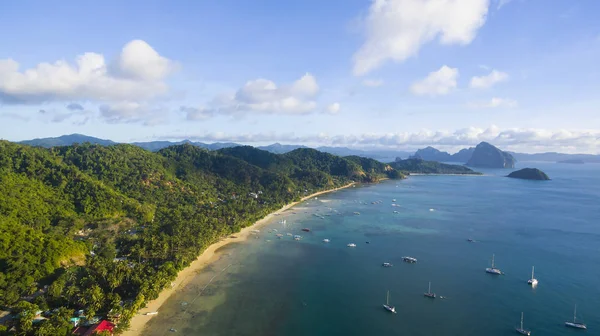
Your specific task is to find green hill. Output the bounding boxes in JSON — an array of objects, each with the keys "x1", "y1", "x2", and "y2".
[{"x1": 0, "y1": 141, "x2": 402, "y2": 334}]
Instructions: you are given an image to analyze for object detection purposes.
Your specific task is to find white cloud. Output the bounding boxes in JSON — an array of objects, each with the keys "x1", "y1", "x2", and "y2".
[
  {"x1": 113, "y1": 40, "x2": 176, "y2": 81},
  {"x1": 469, "y1": 97, "x2": 518, "y2": 108},
  {"x1": 157, "y1": 126, "x2": 600, "y2": 153},
  {"x1": 353, "y1": 0, "x2": 490, "y2": 76},
  {"x1": 180, "y1": 106, "x2": 213, "y2": 121},
  {"x1": 327, "y1": 102, "x2": 341, "y2": 114},
  {"x1": 469, "y1": 69, "x2": 509, "y2": 89},
  {"x1": 99, "y1": 101, "x2": 167, "y2": 125},
  {"x1": 410, "y1": 65, "x2": 459, "y2": 96},
  {"x1": 362, "y1": 79, "x2": 384, "y2": 87},
  {"x1": 181, "y1": 73, "x2": 326, "y2": 119},
  {"x1": 0, "y1": 40, "x2": 175, "y2": 104}
]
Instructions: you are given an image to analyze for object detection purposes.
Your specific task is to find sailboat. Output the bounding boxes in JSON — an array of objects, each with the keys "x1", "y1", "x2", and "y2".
[
  {"x1": 527, "y1": 266, "x2": 538, "y2": 286},
  {"x1": 515, "y1": 312, "x2": 531, "y2": 335},
  {"x1": 485, "y1": 254, "x2": 503, "y2": 275},
  {"x1": 424, "y1": 281, "x2": 436, "y2": 298},
  {"x1": 565, "y1": 304, "x2": 587, "y2": 329},
  {"x1": 383, "y1": 290, "x2": 396, "y2": 313}
]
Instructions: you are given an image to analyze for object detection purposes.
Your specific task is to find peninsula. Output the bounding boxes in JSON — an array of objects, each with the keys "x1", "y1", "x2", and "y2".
[
  {"x1": 389, "y1": 158, "x2": 481, "y2": 175},
  {"x1": 0, "y1": 141, "x2": 403, "y2": 334}
]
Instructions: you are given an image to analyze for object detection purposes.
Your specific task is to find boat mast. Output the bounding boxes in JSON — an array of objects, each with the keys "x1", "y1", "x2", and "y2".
[
  {"x1": 491, "y1": 254, "x2": 495, "y2": 268},
  {"x1": 520, "y1": 312, "x2": 524, "y2": 330},
  {"x1": 574, "y1": 304, "x2": 577, "y2": 323},
  {"x1": 531, "y1": 266, "x2": 535, "y2": 280},
  {"x1": 428, "y1": 282, "x2": 431, "y2": 294},
  {"x1": 387, "y1": 290, "x2": 390, "y2": 306}
]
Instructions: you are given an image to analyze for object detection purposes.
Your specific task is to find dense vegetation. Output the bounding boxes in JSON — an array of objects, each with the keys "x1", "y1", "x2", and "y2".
[
  {"x1": 507, "y1": 168, "x2": 550, "y2": 180},
  {"x1": 389, "y1": 158, "x2": 481, "y2": 175},
  {"x1": 0, "y1": 141, "x2": 402, "y2": 335}
]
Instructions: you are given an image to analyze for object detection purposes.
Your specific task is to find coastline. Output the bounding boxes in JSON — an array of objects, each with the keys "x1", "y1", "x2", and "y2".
[{"x1": 122, "y1": 182, "x2": 355, "y2": 336}]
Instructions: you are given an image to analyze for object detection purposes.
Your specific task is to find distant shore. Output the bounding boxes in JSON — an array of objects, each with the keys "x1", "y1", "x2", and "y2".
[
  {"x1": 408, "y1": 173, "x2": 483, "y2": 176},
  {"x1": 122, "y1": 182, "x2": 355, "y2": 336}
]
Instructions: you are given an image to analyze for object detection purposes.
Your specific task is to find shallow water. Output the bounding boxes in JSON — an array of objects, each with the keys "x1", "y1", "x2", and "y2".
[{"x1": 143, "y1": 162, "x2": 600, "y2": 335}]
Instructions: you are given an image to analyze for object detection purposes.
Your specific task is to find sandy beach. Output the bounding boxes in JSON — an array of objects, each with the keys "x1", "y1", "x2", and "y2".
[{"x1": 122, "y1": 183, "x2": 354, "y2": 335}]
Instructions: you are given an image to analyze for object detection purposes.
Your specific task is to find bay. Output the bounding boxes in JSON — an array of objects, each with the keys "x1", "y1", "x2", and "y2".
[{"x1": 143, "y1": 162, "x2": 600, "y2": 335}]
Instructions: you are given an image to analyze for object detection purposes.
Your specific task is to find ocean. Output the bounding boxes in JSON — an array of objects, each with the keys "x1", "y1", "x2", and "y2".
[{"x1": 142, "y1": 162, "x2": 600, "y2": 336}]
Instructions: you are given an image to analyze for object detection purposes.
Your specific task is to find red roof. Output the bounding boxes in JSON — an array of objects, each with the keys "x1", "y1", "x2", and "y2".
[{"x1": 83, "y1": 320, "x2": 115, "y2": 336}]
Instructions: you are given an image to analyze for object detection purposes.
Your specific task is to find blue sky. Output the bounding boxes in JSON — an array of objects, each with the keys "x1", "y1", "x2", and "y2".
[{"x1": 1, "y1": 0, "x2": 599, "y2": 153}]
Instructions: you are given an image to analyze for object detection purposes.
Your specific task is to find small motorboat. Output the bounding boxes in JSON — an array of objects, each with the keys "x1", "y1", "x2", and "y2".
[
  {"x1": 323, "y1": 239, "x2": 330, "y2": 243},
  {"x1": 294, "y1": 235, "x2": 302, "y2": 241},
  {"x1": 402, "y1": 256, "x2": 417, "y2": 263},
  {"x1": 301, "y1": 228, "x2": 311, "y2": 232},
  {"x1": 382, "y1": 262, "x2": 393, "y2": 267},
  {"x1": 347, "y1": 243, "x2": 357, "y2": 247}
]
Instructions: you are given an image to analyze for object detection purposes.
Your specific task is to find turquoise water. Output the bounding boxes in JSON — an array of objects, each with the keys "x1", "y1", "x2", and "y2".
[{"x1": 144, "y1": 162, "x2": 600, "y2": 335}]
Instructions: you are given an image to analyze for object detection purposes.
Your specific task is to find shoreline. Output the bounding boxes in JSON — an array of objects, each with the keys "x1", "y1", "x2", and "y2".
[{"x1": 122, "y1": 182, "x2": 355, "y2": 336}]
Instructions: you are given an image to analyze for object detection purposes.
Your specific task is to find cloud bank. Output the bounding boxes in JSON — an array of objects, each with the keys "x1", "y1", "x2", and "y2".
[
  {"x1": 156, "y1": 126, "x2": 600, "y2": 154},
  {"x1": 180, "y1": 73, "x2": 332, "y2": 120}
]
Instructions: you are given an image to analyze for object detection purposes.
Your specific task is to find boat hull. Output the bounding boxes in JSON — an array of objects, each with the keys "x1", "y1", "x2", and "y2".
[
  {"x1": 516, "y1": 328, "x2": 531, "y2": 335},
  {"x1": 565, "y1": 322, "x2": 587, "y2": 329},
  {"x1": 486, "y1": 268, "x2": 503, "y2": 275},
  {"x1": 383, "y1": 304, "x2": 396, "y2": 313},
  {"x1": 527, "y1": 279, "x2": 538, "y2": 286}
]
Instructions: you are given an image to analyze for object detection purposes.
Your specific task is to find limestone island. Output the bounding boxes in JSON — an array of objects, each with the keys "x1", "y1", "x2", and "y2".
[
  {"x1": 466, "y1": 142, "x2": 516, "y2": 168},
  {"x1": 507, "y1": 168, "x2": 550, "y2": 181}
]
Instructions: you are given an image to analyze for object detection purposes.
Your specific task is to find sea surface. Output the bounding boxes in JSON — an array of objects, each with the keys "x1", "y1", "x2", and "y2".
[{"x1": 143, "y1": 162, "x2": 600, "y2": 336}]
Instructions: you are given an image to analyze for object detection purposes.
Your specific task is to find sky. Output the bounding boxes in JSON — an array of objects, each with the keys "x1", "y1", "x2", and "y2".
[{"x1": 1, "y1": 0, "x2": 600, "y2": 153}]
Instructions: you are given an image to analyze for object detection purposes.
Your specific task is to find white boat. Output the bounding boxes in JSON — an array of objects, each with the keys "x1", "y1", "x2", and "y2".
[
  {"x1": 294, "y1": 235, "x2": 302, "y2": 241},
  {"x1": 515, "y1": 312, "x2": 531, "y2": 335},
  {"x1": 424, "y1": 281, "x2": 436, "y2": 298},
  {"x1": 485, "y1": 254, "x2": 503, "y2": 275},
  {"x1": 382, "y1": 262, "x2": 393, "y2": 267},
  {"x1": 383, "y1": 290, "x2": 396, "y2": 313},
  {"x1": 353, "y1": 212, "x2": 360, "y2": 215},
  {"x1": 347, "y1": 243, "x2": 356, "y2": 247},
  {"x1": 392, "y1": 199, "x2": 396, "y2": 202},
  {"x1": 565, "y1": 304, "x2": 587, "y2": 329},
  {"x1": 527, "y1": 266, "x2": 538, "y2": 286},
  {"x1": 402, "y1": 256, "x2": 417, "y2": 263},
  {"x1": 323, "y1": 239, "x2": 330, "y2": 243}
]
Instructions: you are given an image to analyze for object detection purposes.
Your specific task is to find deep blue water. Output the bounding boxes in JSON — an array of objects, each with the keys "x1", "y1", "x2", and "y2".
[{"x1": 144, "y1": 162, "x2": 600, "y2": 336}]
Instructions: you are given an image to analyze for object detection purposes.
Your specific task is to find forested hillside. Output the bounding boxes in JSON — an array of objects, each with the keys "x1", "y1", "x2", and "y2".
[{"x1": 0, "y1": 142, "x2": 402, "y2": 335}]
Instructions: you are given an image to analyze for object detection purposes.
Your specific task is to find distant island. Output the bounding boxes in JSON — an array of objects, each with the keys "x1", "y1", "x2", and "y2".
[
  {"x1": 466, "y1": 142, "x2": 516, "y2": 168},
  {"x1": 558, "y1": 159, "x2": 585, "y2": 164},
  {"x1": 390, "y1": 158, "x2": 481, "y2": 175},
  {"x1": 507, "y1": 168, "x2": 550, "y2": 180}
]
